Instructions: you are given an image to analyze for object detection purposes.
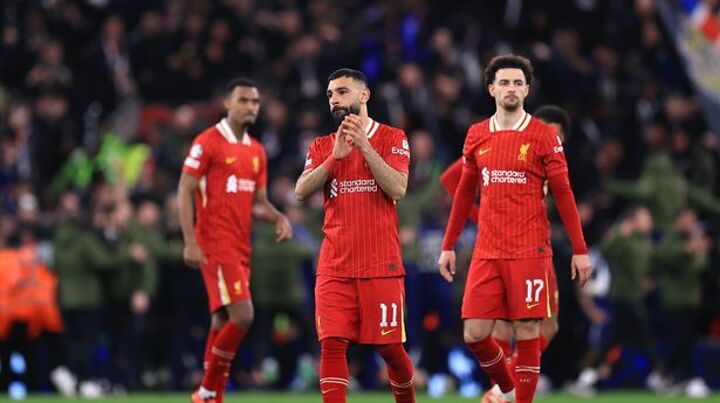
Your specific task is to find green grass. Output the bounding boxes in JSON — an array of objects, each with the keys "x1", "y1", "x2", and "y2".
[{"x1": 17, "y1": 391, "x2": 720, "y2": 402}]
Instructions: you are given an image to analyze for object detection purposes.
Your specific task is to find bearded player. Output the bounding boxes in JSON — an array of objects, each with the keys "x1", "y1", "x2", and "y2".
[
  {"x1": 437, "y1": 55, "x2": 591, "y2": 403},
  {"x1": 295, "y1": 68, "x2": 416, "y2": 403}
]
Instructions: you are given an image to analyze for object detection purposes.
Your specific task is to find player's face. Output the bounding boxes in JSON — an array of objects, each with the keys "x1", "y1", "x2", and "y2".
[
  {"x1": 224, "y1": 86, "x2": 260, "y2": 128},
  {"x1": 327, "y1": 76, "x2": 368, "y2": 125},
  {"x1": 489, "y1": 68, "x2": 529, "y2": 112}
]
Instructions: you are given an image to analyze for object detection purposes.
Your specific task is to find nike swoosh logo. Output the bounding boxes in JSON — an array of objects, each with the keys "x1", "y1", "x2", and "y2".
[
  {"x1": 478, "y1": 148, "x2": 491, "y2": 155},
  {"x1": 381, "y1": 328, "x2": 397, "y2": 336},
  {"x1": 322, "y1": 388, "x2": 338, "y2": 394},
  {"x1": 225, "y1": 157, "x2": 237, "y2": 164},
  {"x1": 526, "y1": 303, "x2": 540, "y2": 309}
]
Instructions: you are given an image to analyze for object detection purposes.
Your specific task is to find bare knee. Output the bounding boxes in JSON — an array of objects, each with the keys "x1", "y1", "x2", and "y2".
[
  {"x1": 210, "y1": 310, "x2": 228, "y2": 331},
  {"x1": 463, "y1": 319, "x2": 494, "y2": 344},
  {"x1": 513, "y1": 319, "x2": 540, "y2": 340},
  {"x1": 226, "y1": 301, "x2": 254, "y2": 328},
  {"x1": 491, "y1": 320, "x2": 513, "y2": 342}
]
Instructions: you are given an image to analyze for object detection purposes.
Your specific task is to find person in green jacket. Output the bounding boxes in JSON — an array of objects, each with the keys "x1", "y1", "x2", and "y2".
[
  {"x1": 571, "y1": 205, "x2": 668, "y2": 395},
  {"x1": 250, "y1": 221, "x2": 314, "y2": 389},
  {"x1": 100, "y1": 199, "x2": 154, "y2": 391},
  {"x1": 606, "y1": 152, "x2": 720, "y2": 230},
  {"x1": 653, "y1": 208, "x2": 711, "y2": 397},
  {"x1": 53, "y1": 192, "x2": 143, "y2": 397}
]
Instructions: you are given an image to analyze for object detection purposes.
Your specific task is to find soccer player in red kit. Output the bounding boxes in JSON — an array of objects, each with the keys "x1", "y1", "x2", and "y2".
[
  {"x1": 437, "y1": 55, "x2": 592, "y2": 403},
  {"x1": 295, "y1": 69, "x2": 416, "y2": 403},
  {"x1": 178, "y1": 78, "x2": 293, "y2": 403},
  {"x1": 440, "y1": 105, "x2": 572, "y2": 401}
]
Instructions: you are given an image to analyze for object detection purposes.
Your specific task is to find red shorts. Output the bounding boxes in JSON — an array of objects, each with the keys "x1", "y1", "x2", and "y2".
[
  {"x1": 462, "y1": 258, "x2": 553, "y2": 321},
  {"x1": 548, "y1": 265, "x2": 559, "y2": 316},
  {"x1": 315, "y1": 275, "x2": 406, "y2": 345},
  {"x1": 201, "y1": 256, "x2": 251, "y2": 313}
]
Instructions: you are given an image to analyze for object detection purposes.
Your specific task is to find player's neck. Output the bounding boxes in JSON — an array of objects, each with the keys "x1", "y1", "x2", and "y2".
[
  {"x1": 226, "y1": 119, "x2": 247, "y2": 140},
  {"x1": 494, "y1": 108, "x2": 526, "y2": 131}
]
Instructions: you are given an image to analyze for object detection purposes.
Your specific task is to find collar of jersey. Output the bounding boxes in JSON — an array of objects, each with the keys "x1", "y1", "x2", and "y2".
[
  {"x1": 489, "y1": 111, "x2": 531, "y2": 133},
  {"x1": 216, "y1": 118, "x2": 251, "y2": 145},
  {"x1": 365, "y1": 118, "x2": 380, "y2": 139}
]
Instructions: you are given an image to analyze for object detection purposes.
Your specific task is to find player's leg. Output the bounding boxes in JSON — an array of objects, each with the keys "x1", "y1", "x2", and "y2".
[
  {"x1": 540, "y1": 266, "x2": 560, "y2": 351},
  {"x1": 315, "y1": 276, "x2": 360, "y2": 403},
  {"x1": 194, "y1": 259, "x2": 252, "y2": 403},
  {"x1": 357, "y1": 277, "x2": 415, "y2": 403},
  {"x1": 505, "y1": 258, "x2": 552, "y2": 403},
  {"x1": 492, "y1": 320, "x2": 513, "y2": 365},
  {"x1": 462, "y1": 259, "x2": 515, "y2": 399}
]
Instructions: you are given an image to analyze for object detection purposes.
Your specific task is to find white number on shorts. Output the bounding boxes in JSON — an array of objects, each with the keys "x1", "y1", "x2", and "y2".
[
  {"x1": 379, "y1": 303, "x2": 398, "y2": 327},
  {"x1": 525, "y1": 279, "x2": 545, "y2": 303}
]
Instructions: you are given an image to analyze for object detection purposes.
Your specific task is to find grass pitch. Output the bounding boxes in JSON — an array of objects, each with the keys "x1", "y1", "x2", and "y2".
[{"x1": 18, "y1": 391, "x2": 720, "y2": 402}]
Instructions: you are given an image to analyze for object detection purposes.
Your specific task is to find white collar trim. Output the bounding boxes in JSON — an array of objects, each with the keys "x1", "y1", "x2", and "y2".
[
  {"x1": 489, "y1": 111, "x2": 531, "y2": 133},
  {"x1": 216, "y1": 118, "x2": 251, "y2": 145},
  {"x1": 366, "y1": 118, "x2": 380, "y2": 139}
]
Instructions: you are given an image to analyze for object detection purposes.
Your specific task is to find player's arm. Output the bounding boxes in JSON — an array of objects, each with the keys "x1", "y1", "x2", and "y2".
[
  {"x1": 541, "y1": 128, "x2": 592, "y2": 286},
  {"x1": 437, "y1": 164, "x2": 479, "y2": 282},
  {"x1": 440, "y1": 159, "x2": 479, "y2": 224},
  {"x1": 177, "y1": 172, "x2": 206, "y2": 268},
  {"x1": 296, "y1": 125, "x2": 353, "y2": 201},
  {"x1": 342, "y1": 115, "x2": 407, "y2": 201},
  {"x1": 253, "y1": 188, "x2": 292, "y2": 242},
  {"x1": 295, "y1": 164, "x2": 332, "y2": 201}
]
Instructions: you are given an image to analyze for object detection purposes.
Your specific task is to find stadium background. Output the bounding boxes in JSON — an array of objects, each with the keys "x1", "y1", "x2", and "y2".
[{"x1": 1, "y1": 0, "x2": 720, "y2": 400}]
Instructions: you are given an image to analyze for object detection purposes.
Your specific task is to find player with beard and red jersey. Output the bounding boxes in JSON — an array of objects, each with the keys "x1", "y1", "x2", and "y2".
[
  {"x1": 179, "y1": 78, "x2": 293, "y2": 403},
  {"x1": 437, "y1": 55, "x2": 592, "y2": 403},
  {"x1": 295, "y1": 69, "x2": 416, "y2": 403}
]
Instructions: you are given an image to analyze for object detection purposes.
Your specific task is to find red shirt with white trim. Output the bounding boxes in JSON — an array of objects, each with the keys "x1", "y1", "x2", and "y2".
[
  {"x1": 304, "y1": 119, "x2": 410, "y2": 278},
  {"x1": 182, "y1": 118, "x2": 267, "y2": 262},
  {"x1": 459, "y1": 112, "x2": 570, "y2": 258}
]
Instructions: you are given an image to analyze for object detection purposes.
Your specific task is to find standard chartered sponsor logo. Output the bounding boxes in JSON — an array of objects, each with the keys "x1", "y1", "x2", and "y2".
[
  {"x1": 330, "y1": 179, "x2": 338, "y2": 198},
  {"x1": 481, "y1": 167, "x2": 527, "y2": 186},
  {"x1": 226, "y1": 175, "x2": 256, "y2": 193},
  {"x1": 333, "y1": 178, "x2": 378, "y2": 194}
]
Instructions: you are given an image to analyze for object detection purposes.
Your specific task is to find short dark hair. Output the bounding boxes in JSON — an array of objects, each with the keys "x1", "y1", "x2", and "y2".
[
  {"x1": 484, "y1": 54, "x2": 534, "y2": 86},
  {"x1": 225, "y1": 77, "x2": 258, "y2": 94},
  {"x1": 328, "y1": 68, "x2": 367, "y2": 85},
  {"x1": 534, "y1": 105, "x2": 571, "y2": 140}
]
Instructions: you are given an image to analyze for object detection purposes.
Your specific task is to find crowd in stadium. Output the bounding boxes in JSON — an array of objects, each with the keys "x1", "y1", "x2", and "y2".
[{"x1": 1, "y1": 0, "x2": 719, "y2": 399}]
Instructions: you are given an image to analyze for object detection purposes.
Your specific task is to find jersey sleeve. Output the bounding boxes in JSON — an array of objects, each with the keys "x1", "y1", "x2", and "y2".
[
  {"x1": 257, "y1": 145, "x2": 268, "y2": 189},
  {"x1": 303, "y1": 137, "x2": 329, "y2": 173},
  {"x1": 383, "y1": 129, "x2": 410, "y2": 174},
  {"x1": 182, "y1": 134, "x2": 213, "y2": 178},
  {"x1": 461, "y1": 126, "x2": 479, "y2": 173},
  {"x1": 539, "y1": 127, "x2": 568, "y2": 178}
]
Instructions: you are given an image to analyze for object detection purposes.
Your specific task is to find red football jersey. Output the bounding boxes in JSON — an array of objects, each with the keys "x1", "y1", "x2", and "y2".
[
  {"x1": 463, "y1": 112, "x2": 567, "y2": 258},
  {"x1": 304, "y1": 119, "x2": 410, "y2": 278},
  {"x1": 182, "y1": 118, "x2": 267, "y2": 262}
]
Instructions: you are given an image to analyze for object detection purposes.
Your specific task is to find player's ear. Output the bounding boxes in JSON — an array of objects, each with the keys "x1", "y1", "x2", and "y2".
[
  {"x1": 488, "y1": 83, "x2": 496, "y2": 97},
  {"x1": 360, "y1": 87, "x2": 370, "y2": 104},
  {"x1": 223, "y1": 95, "x2": 232, "y2": 110}
]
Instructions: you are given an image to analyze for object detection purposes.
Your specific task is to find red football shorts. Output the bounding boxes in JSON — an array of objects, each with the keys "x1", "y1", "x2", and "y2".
[
  {"x1": 201, "y1": 256, "x2": 251, "y2": 313},
  {"x1": 462, "y1": 257, "x2": 553, "y2": 321},
  {"x1": 548, "y1": 265, "x2": 559, "y2": 316},
  {"x1": 315, "y1": 275, "x2": 406, "y2": 345}
]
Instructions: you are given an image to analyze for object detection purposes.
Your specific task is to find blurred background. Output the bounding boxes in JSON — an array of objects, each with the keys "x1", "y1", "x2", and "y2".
[{"x1": 1, "y1": 0, "x2": 720, "y2": 400}]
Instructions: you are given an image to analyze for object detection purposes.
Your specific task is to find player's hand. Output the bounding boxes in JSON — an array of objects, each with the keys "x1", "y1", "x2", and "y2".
[
  {"x1": 275, "y1": 214, "x2": 293, "y2": 243},
  {"x1": 437, "y1": 250, "x2": 456, "y2": 283},
  {"x1": 183, "y1": 241, "x2": 207, "y2": 269},
  {"x1": 342, "y1": 115, "x2": 371, "y2": 152},
  {"x1": 571, "y1": 254, "x2": 592, "y2": 287},
  {"x1": 333, "y1": 122, "x2": 353, "y2": 160}
]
